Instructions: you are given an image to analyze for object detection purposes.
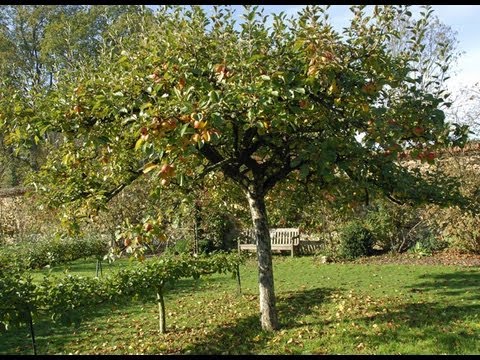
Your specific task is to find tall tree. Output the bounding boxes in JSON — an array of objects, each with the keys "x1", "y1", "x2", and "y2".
[
  {"x1": 382, "y1": 5, "x2": 462, "y2": 96},
  {"x1": 2, "y1": 5, "x2": 472, "y2": 331},
  {"x1": 0, "y1": 5, "x2": 146, "y2": 185},
  {"x1": 447, "y1": 83, "x2": 480, "y2": 138}
]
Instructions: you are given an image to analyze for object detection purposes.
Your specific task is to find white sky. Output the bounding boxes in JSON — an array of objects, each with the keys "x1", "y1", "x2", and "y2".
[{"x1": 431, "y1": 5, "x2": 480, "y2": 91}]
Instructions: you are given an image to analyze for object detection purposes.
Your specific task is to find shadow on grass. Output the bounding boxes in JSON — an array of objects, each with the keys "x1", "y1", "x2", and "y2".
[
  {"x1": 353, "y1": 301, "x2": 480, "y2": 354},
  {"x1": 351, "y1": 269, "x2": 480, "y2": 354},
  {"x1": 407, "y1": 270, "x2": 480, "y2": 300},
  {"x1": 182, "y1": 287, "x2": 335, "y2": 355}
]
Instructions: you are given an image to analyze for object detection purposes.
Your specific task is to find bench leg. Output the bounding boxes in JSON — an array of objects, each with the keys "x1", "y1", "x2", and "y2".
[{"x1": 291, "y1": 245, "x2": 294, "y2": 257}]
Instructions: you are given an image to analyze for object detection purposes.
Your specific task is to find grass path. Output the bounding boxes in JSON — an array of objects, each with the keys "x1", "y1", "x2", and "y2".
[{"x1": 1, "y1": 255, "x2": 479, "y2": 355}]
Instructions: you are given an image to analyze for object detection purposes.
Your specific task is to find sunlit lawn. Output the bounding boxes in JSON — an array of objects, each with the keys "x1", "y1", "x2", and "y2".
[{"x1": 1, "y1": 254, "x2": 479, "y2": 355}]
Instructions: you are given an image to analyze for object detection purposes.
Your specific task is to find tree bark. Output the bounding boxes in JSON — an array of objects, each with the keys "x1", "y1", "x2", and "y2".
[{"x1": 246, "y1": 189, "x2": 279, "y2": 331}]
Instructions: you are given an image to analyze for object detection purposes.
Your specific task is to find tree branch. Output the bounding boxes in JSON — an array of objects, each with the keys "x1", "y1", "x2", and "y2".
[{"x1": 198, "y1": 143, "x2": 249, "y2": 189}]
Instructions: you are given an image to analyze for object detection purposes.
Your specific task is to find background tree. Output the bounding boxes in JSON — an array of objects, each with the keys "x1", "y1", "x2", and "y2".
[
  {"x1": 447, "y1": 83, "x2": 480, "y2": 138},
  {"x1": 2, "y1": 5, "x2": 473, "y2": 331},
  {"x1": 0, "y1": 5, "x2": 146, "y2": 186},
  {"x1": 383, "y1": 5, "x2": 462, "y2": 96}
]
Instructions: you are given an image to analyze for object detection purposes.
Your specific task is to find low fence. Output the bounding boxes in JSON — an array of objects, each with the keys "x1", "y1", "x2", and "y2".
[{"x1": 297, "y1": 240, "x2": 325, "y2": 255}]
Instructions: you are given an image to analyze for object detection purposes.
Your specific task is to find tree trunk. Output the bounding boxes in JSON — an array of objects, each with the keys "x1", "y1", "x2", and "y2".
[{"x1": 246, "y1": 189, "x2": 279, "y2": 331}]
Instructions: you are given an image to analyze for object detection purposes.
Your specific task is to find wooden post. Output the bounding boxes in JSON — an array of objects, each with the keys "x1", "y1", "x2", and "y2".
[
  {"x1": 156, "y1": 283, "x2": 166, "y2": 333},
  {"x1": 236, "y1": 264, "x2": 242, "y2": 296},
  {"x1": 95, "y1": 259, "x2": 103, "y2": 277},
  {"x1": 27, "y1": 307, "x2": 37, "y2": 355}
]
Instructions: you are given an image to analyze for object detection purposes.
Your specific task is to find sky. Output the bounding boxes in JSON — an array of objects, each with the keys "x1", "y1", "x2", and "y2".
[{"x1": 430, "y1": 5, "x2": 480, "y2": 91}]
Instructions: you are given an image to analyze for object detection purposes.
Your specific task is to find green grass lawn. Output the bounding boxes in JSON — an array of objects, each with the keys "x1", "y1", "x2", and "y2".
[{"x1": 1, "y1": 254, "x2": 479, "y2": 355}]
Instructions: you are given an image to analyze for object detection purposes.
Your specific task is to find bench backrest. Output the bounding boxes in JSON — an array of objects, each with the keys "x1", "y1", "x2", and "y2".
[
  {"x1": 270, "y1": 228, "x2": 300, "y2": 245},
  {"x1": 240, "y1": 227, "x2": 300, "y2": 245}
]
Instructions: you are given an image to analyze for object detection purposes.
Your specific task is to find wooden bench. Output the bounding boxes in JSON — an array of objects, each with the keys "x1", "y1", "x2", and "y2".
[{"x1": 237, "y1": 227, "x2": 300, "y2": 257}]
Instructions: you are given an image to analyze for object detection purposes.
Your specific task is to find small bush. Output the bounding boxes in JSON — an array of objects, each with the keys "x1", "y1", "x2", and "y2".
[
  {"x1": 339, "y1": 221, "x2": 374, "y2": 260},
  {"x1": 415, "y1": 231, "x2": 448, "y2": 253},
  {"x1": 0, "y1": 235, "x2": 109, "y2": 270},
  {"x1": 363, "y1": 200, "x2": 440, "y2": 253},
  {"x1": 425, "y1": 205, "x2": 480, "y2": 254}
]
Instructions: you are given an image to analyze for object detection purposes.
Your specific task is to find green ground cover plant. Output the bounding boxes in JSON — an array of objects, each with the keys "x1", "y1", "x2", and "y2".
[
  {"x1": 0, "y1": 252, "x2": 243, "y2": 354},
  {"x1": 0, "y1": 235, "x2": 109, "y2": 270},
  {"x1": 0, "y1": 255, "x2": 478, "y2": 355}
]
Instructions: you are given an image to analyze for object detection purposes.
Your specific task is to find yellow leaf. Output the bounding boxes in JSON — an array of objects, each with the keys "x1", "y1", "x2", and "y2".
[
  {"x1": 135, "y1": 137, "x2": 144, "y2": 151},
  {"x1": 143, "y1": 163, "x2": 158, "y2": 173},
  {"x1": 202, "y1": 130, "x2": 211, "y2": 142},
  {"x1": 328, "y1": 80, "x2": 338, "y2": 95}
]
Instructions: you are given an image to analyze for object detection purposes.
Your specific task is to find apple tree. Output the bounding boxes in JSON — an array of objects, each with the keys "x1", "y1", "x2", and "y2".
[{"x1": 2, "y1": 5, "x2": 473, "y2": 331}]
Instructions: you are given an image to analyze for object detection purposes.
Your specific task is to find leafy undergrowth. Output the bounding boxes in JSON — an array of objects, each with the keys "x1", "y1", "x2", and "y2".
[{"x1": 1, "y1": 255, "x2": 479, "y2": 355}]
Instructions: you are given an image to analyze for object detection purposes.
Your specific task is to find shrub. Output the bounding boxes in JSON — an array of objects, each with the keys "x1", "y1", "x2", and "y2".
[
  {"x1": 425, "y1": 205, "x2": 480, "y2": 254},
  {"x1": 363, "y1": 199, "x2": 440, "y2": 253},
  {"x1": 198, "y1": 212, "x2": 237, "y2": 254},
  {"x1": 363, "y1": 202, "x2": 396, "y2": 251},
  {"x1": 0, "y1": 235, "x2": 109, "y2": 270},
  {"x1": 0, "y1": 252, "x2": 244, "y2": 333},
  {"x1": 339, "y1": 221, "x2": 374, "y2": 260}
]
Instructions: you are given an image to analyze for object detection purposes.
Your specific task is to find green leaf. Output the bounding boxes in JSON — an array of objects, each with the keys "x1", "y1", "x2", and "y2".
[
  {"x1": 180, "y1": 123, "x2": 189, "y2": 137},
  {"x1": 299, "y1": 164, "x2": 310, "y2": 179},
  {"x1": 140, "y1": 102, "x2": 153, "y2": 111},
  {"x1": 209, "y1": 90, "x2": 220, "y2": 103},
  {"x1": 291, "y1": 156, "x2": 302, "y2": 168}
]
